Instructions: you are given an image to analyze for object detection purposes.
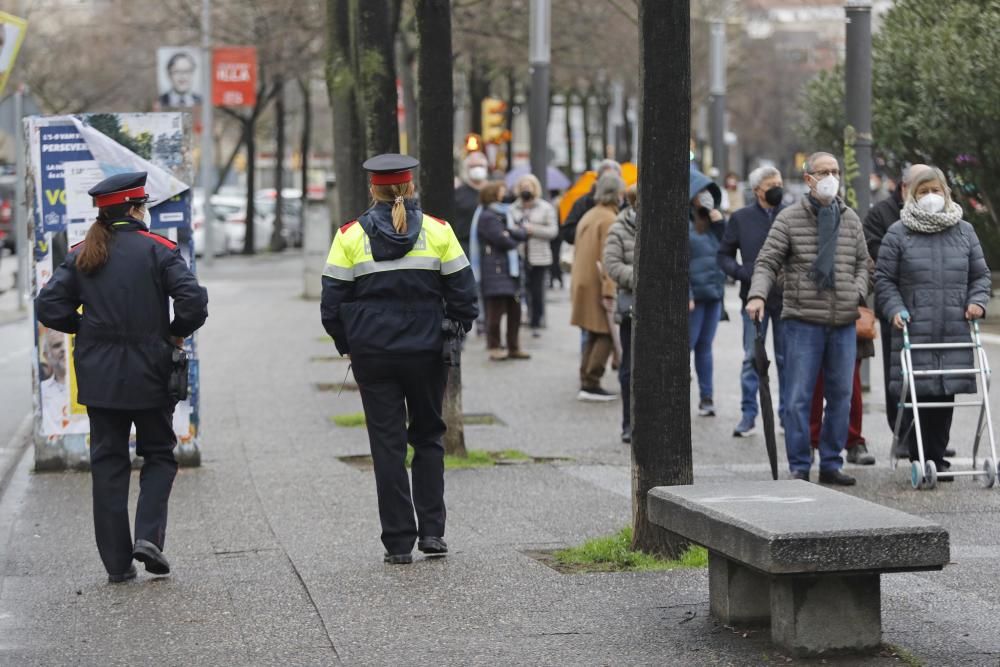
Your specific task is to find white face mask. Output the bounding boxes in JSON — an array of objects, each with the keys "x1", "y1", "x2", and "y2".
[
  {"x1": 813, "y1": 175, "x2": 840, "y2": 202},
  {"x1": 916, "y1": 192, "x2": 946, "y2": 213},
  {"x1": 468, "y1": 166, "x2": 488, "y2": 182},
  {"x1": 696, "y1": 191, "x2": 714, "y2": 209}
]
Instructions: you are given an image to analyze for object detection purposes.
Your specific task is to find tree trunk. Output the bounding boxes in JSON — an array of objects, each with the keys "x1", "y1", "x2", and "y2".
[
  {"x1": 504, "y1": 69, "x2": 515, "y2": 172},
  {"x1": 581, "y1": 95, "x2": 591, "y2": 170},
  {"x1": 299, "y1": 76, "x2": 311, "y2": 216},
  {"x1": 243, "y1": 118, "x2": 257, "y2": 255},
  {"x1": 326, "y1": 0, "x2": 369, "y2": 222},
  {"x1": 416, "y1": 0, "x2": 464, "y2": 457},
  {"x1": 357, "y1": 0, "x2": 400, "y2": 155},
  {"x1": 565, "y1": 91, "x2": 574, "y2": 178},
  {"x1": 396, "y1": 32, "x2": 420, "y2": 157},
  {"x1": 623, "y1": 91, "x2": 634, "y2": 163},
  {"x1": 468, "y1": 59, "x2": 490, "y2": 135},
  {"x1": 631, "y1": 0, "x2": 693, "y2": 559},
  {"x1": 270, "y1": 76, "x2": 288, "y2": 252}
]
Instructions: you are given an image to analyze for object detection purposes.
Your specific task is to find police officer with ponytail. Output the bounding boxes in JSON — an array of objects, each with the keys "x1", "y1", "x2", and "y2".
[
  {"x1": 36, "y1": 172, "x2": 208, "y2": 583},
  {"x1": 321, "y1": 154, "x2": 478, "y2": 564}
]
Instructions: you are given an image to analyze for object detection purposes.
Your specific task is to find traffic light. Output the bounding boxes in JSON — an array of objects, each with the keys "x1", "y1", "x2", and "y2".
[
  {"x1": 464, "y1": 133, "x2": 483, "y2": 153},
  {"x1": 481, "y1": 97, "x2": 509, "y2": 144}
]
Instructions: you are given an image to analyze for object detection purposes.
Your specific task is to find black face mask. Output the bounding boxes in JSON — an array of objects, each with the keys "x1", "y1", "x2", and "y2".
[
  {"x1": 519, "y1": 191, "x2": 534, "y2": 201},
  {"x1": 763, "y1": 186, "x2": 784, "y2": 207}
]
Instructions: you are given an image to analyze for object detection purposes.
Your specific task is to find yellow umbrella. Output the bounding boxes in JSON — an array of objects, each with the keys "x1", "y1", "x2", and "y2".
[{"x1": 558, "y1": 162, "x2": 638, "y2": 223}]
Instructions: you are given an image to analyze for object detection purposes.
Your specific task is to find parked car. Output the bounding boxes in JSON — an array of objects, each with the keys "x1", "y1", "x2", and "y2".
[
  {"x1": 255, "y1": 188, "x2": 303, "y2": 247},
  {"x1": 210, "y1": 194, "x2": 275, "y2": 254},
  {"x1": 191, "y1": 190, "x2": 229, "y2": 258}
]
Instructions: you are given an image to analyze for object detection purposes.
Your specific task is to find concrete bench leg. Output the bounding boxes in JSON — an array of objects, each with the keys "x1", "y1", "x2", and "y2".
[
  {"x1": 770, "y1": 573, "x2": 881, "y2": 657},
  {"x1": 708, "y1": 551, "x2": 771, "y2": 626}
]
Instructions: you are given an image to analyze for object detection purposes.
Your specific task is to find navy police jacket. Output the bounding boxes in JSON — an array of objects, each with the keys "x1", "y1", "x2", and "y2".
[
  {"x1": 35, "y1": 218, "x2": 209, "y2": 410},
  {"x1": 320, "y1": 201, "x2": 478, "y2": 357}
]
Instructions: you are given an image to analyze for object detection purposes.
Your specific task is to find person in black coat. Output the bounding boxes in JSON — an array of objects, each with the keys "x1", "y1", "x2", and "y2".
[
  {"x1": 477, "y1": 181, "x2": 529, "y2": 361},
  {"x1": 863, "y1": 163, "x2": 928, "y2": 440},
  {"x1": 36, "y1": 172, "x2": 208, "y2": 583}
]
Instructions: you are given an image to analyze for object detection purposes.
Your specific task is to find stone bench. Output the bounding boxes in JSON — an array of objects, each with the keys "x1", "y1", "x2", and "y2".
[{"x1": 647, "y1": 480, "x2": 949, "y2": 657}]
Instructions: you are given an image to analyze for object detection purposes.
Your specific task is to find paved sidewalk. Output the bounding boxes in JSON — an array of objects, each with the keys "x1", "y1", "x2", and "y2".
[{"x1": 1, "y1": 254, "x2": 999, "y2": 665}]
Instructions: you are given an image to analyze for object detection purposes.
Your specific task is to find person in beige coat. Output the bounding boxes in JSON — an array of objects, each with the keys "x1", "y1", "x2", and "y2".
[{"x1": 571, "y1": 172, "x2": 625, "y2": 401}]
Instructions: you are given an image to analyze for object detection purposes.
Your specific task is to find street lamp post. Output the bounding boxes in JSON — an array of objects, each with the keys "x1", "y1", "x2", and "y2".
[
  {"x1": 200, "y1": 0, "x2": 215, "y2": 264},
  {"x1": 845, "y1": 0, "x2": 873, "y2": 219},
  {"x1": 709, "y1": 19, "x2": 726, "y2": 178},
  {"x1": 529, "y1": 0, "x2": 550, "y2": 195}
]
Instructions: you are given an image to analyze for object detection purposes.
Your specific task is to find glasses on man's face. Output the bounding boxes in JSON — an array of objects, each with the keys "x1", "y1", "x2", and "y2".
[{"x1": 810, "y1": 169, "x2": 840, "y2": 178}]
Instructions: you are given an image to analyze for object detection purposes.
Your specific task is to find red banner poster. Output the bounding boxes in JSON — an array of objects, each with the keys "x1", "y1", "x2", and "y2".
[{"x1": 212, "y1": 46, "x2": 257, "y2": 107}]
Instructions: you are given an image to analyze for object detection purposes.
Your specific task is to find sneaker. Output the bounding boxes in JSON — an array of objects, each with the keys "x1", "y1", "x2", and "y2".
[
  {"x1": 791, "y1": 470, "x2": 810, "y2": 482},
  {"x1": 846, "y1": 443, "x2": 876, "y2": 465},
  {"x1": 732, "y1": 414, "x2": 756, "y2": 437},
  {"x1": 819, "y1": 469, "x2": 856, "y2": 486},
  {"x1": 488, "y1": 349, "x2": 508, "y2": 361},
  {"x1": 578, "y1": 387, "x2": 618, "y2": 402},
  {"x1": 697, "y1": 398, "x2": 715, "y2": 417}
]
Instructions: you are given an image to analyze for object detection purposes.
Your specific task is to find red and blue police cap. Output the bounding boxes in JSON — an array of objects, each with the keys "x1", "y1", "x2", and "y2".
[
  {"x1": 362, "y1": 153, "x2": 419, "y2": 186},
  {"x1": 88, "y1": 171, "x2": 156, "y2": 208}
]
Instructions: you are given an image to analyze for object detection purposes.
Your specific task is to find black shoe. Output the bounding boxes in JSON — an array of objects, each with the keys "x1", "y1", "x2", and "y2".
[
  {"x1": 384, "y1": 552, "x2": 414, "y2": 564},
  {"x1": 791, "y1": 470, "x2": 810, "y2": 482},
  {"x1": 846, "y1": 443, "x2": 876, "y2": 465},
  {"x1": 819, "y1": 470, "x2": 856, "y2": 486},
  {"x1": 132, "y1": 539, "x2": 171, "y2": 576},
  {"x1": 944, "y1": 448, "x2": 956, "y2": 458},
  {"x1": 621, "y1": 426, "x2": 632, "y2": 444},
  {"x1": 108, "y1": 565, "x2": 137, "y2": 584},
  {"x1": 697, "y1": 398, "x2": 715, "y2": 417},
  {"x1": 418, "y1": 537, "x2": 448, "y2": 556}
]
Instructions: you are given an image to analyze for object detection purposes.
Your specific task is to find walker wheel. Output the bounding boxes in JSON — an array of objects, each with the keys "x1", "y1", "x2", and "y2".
[
  {"x1": 984, "y1": 459, "x2": 999, "y2": 489},
  {"x1": 910, "y1": 461, "x2": 924, "y2": 489},
  {"x1": 924, "y1": 460, "x2": 937, "y2": 490}
]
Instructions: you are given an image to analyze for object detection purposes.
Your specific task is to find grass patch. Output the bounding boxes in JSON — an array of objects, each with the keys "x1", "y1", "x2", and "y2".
[
  {"x1": 331, "y1": 412, "x2": 367, "y2": 427},
  {"x1": 882, "y1": 644, "x2": 924, "y2": 667},
  {"x1": 329, "y1": 412, "x2": 505, "y2": 428},
  {"x1": 550, "y1": 527, "x2": 709, "y2": 573},
  {"x1": 338, "y1": 447, "x2": 538, "y2": 471}
]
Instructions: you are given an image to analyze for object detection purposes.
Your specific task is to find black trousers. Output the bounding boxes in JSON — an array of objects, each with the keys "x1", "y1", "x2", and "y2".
[
  {"x1": 352, "y1": 354, "x2": 447, "y2": 555},
  {"x1": 87, "y1": 406, "x2": 177, "y2": 575},
  {"x1": 880, "y1": 317, "x2": 899, "y2": 430},
  {"x1": 900, "y1": 396, "x2": 954, "y2": 465},
  {"x1": 619, "y1": 315, "x2": 632, "y2": 431},
  {"x1": 526, "y1": 264, "x2": 549, "y2": 328}
]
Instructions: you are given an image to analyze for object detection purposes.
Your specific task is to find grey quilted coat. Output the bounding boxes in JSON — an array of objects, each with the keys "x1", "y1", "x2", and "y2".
[
  {"x1": 603, "y1": 207, "x2": 637, "y2": 292},
  {"x1": 748, "y1": 196, "x2": 871, "y2": 326},
  {"x1": 874, "y1": 220, "x2": 991, "y2": 396}
]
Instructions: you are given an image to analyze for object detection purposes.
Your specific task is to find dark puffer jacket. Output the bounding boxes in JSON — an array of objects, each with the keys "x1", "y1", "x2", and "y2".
[
  {"x1": 689, "y1": 221, "x2": 725, "y2": 302},
  {"x1": 478, "y1": 205, "x2": 527, "y2": 298},
  {"x1": 875, "y1": 220, "x2": 991, "y2": 396},
  {"x1": 749, "y1": 196, "x2": 870, "y2": 326}
]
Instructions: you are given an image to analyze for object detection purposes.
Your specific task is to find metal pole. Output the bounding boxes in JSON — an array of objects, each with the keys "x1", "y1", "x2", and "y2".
[
  {"x1": 709, "y1": 20, "x2": 726, "y2": 178},
  {"x1": 846, "y1": 1, "x2": 873, "y2": 390},
  {"x1": 845, "y1": 0, "x2": 873, "y2": 219},
  {"x1": 200, "y1": 0, "x2": 215, "y2": 264},
  {"x1": 14, "y1": 85, "x2": 26, "y2": 310},
  {"x1": 529, "y1": 0, "x2": 551, "y2": 195}
]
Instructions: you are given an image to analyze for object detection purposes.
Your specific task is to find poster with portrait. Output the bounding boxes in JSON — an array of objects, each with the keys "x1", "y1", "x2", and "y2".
[
  {"x1": 0, "y1": 11, "x2": 27, "y2": 98},
  {"x1": 156, "y1": 47, "x2": 203, "y2": 109}
]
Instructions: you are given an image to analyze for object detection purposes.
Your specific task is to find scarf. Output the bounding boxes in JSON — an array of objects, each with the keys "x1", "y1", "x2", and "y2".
[
  {"x1": 900, "y1": 200, "x2": 963, "y2": 234},
  {"x1": 469, "y1": 202, "x2": 515, "y2": 282},
  {"x1": 807, "y1": 194, "x2": 840, "y2": 290}
]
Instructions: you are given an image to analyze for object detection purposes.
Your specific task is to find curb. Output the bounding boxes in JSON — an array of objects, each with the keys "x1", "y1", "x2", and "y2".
[{"x1": 0, "y1": 413, "x2": 32, "y2": 498}]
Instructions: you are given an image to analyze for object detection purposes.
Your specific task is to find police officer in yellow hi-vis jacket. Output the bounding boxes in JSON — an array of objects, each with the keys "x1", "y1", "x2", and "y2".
[{"x1": 321, "y1": 154, "x2": 478, "y2": 564}]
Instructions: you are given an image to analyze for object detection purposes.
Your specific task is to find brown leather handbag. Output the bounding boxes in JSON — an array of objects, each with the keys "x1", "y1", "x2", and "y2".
[{"x1": 856, "y1": 306, "x2": 877, "y2": 340}]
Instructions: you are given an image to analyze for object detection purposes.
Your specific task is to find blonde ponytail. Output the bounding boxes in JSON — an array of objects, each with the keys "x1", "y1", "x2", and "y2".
[{"x1": 371, "y1": 182, "x2": 416, "y2": 233}]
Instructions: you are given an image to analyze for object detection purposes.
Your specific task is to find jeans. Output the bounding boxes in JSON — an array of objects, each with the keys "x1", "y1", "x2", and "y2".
[
  {"x1": 782, "y1": 320, "x2": 856, "y2": 474},
  {"x1": 740, "y1": 310, "x2": 786, "y2": 424},
  {"x1": 619, "y1": 316, "x2": 632, "y2": 430},
  {"x1": 689, "y1": 300, "x2": 722, "y2": 400}
]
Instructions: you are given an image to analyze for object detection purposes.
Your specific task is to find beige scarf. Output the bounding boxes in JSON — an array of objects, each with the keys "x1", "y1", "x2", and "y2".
[{"x1": 900, "y1": 200, "x2": 963, "y2": 234}]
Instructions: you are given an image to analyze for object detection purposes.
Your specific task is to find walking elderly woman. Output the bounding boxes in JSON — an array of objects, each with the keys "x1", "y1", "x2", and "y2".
[
  {"x1": 507, "y1": 173, "x2": 559, "y2": 335},
  {"x1": 875, "y1": 166, "x2": 991, "y2": 474}
]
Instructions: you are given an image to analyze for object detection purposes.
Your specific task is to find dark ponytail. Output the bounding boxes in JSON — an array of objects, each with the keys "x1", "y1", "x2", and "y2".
[{"x1": 76, "y1": 203, "x2": 133, "y2": 274}]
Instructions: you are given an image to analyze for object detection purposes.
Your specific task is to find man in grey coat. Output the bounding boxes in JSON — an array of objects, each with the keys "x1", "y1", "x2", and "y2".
[{"x1": 746, "y1": 152, "x2": 871, "y2": 485}]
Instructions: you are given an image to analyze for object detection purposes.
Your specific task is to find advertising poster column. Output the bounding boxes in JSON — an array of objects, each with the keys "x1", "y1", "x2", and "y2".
[{"x1": 24, "y1": 113, "x2": 200, "y2": 470}]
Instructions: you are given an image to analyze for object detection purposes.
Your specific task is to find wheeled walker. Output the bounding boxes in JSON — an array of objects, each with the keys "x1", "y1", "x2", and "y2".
[{"x1": 891, "y1": 321, "x2": 999, "y2": 489}]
